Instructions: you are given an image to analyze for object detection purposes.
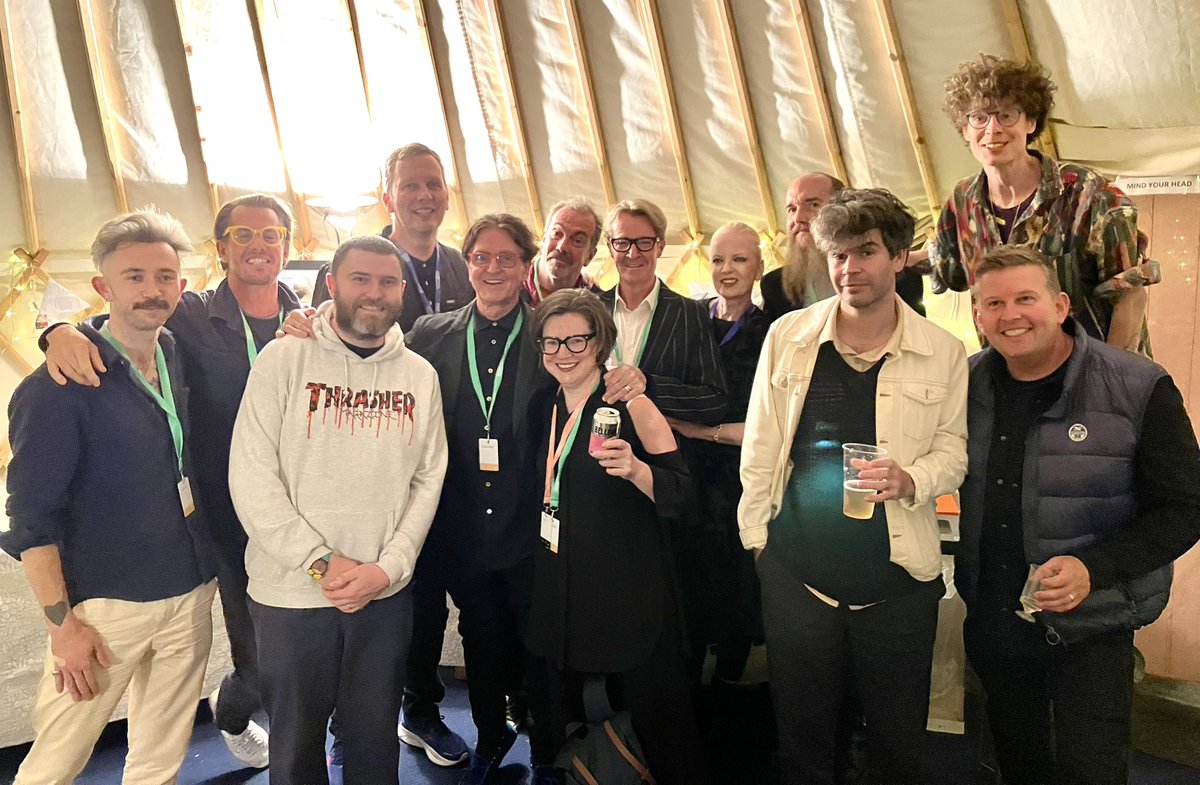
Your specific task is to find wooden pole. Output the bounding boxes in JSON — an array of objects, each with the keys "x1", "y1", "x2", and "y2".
[
  {"x1": 634, "y1": 0, "x2": 700, "y2": 237},
  {"x1": 481, "y1": 0, "x2": 543, "y2": 234},
  {"x1": 0, "y1": 0, "x2": 42, "y2": 252},
  {"x1": 871, "y1": 0, "x2": 940, "y2": 216},
  {"x1": 76, "y1": 0, "x2": 130, "y2": 213},
  {"x1": 562, "y1": 0, "x2": 616, "y2": 207},
  {"x1": 714, "y1": 0, "x2": 777, "y2": 235},
  {"x1": 786, "y1": 0, "x2": 848, "y2": 185},
  {"x1": 414, "y1": 0, "x2": 468, "y2": 237},
  {"x1": 246, "y1": 0, "x2": 314, "y2": 256},
  {"x1": 996, "y1": 0, "x2": 1059, "y2": 159},
  {"x1": 169, "y1": 0, "x2": 223, "y2": 221}
]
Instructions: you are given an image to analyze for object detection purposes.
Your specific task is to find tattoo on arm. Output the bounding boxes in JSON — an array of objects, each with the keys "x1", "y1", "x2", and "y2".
[{"x1": 43, "y1": 601, "x2": 69, "y2": 627}]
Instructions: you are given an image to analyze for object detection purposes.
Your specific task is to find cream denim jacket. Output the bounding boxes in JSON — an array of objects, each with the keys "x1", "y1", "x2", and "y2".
[{"x1": 738, "y1": 295, "x2": 969, "y2": 582}]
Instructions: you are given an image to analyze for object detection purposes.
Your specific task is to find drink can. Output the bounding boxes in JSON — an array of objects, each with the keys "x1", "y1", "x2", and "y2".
[{"x1": 589, "y1": 408, "x2": 621, "y2": 455}]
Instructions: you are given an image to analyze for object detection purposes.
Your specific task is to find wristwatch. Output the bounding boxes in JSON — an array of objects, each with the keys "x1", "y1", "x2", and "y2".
[{"x1": 307, "y1": 553, "x2": 332, "y2": 581}]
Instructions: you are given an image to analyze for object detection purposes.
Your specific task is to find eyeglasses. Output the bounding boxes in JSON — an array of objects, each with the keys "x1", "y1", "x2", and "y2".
[
  {"x1": 965, "y1": 109, "x2": 1024, "y2": 128},
  {"x1": 224, "y1": 225, "x2": 288, "y2": 247},
  {"x1": 536, "y1": 333, "x2": 596, "y2": 355},
  {"x1": 608, "y1": 236, "x2": 659, "y2": 253},
  {"x1": 468, "y1": 251, "x2": 521, "y2": 269}
]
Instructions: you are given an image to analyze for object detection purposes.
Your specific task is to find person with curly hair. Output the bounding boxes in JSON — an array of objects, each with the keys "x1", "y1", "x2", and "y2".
[{"x1": 910, "y1": 54, "x2": 1158, "y2": 356}]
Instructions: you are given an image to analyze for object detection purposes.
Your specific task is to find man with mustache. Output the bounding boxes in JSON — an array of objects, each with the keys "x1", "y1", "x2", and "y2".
[
  {"x1": 39, "y1": 193, "x2": 304, "y2": 770},
  {"x1": 312, "y1": 143, "x2": 473, "y2": 331},
  {"x1": 3, "y1": 210, "x2": 217, "y2": 784},
  {"x1": 521, "y1": 197, "x2": 602, "y2": 306},
  {"x1": 229, "y1": 234, "x2": 447, "y2": 785}
]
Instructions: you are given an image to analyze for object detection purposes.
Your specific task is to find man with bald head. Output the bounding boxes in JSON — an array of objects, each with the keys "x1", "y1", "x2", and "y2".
[
  {"x1": 522, "y1": 197, "x2": 602, "y2": 305},
  {"x1": 761, "y1": 173, "x2": 844, "y2": 323}
]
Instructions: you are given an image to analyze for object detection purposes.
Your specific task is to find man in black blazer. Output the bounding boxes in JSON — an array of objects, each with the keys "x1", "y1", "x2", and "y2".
[
  {"x1": 598, "y1": 200, "x2": 728, "y2": 424},
  {"x1": 311, "y1": 143, "x2": 473, "y2": 330},
  {"x1": 402, "y1": 214, "x2": 557, "y2": 785}
]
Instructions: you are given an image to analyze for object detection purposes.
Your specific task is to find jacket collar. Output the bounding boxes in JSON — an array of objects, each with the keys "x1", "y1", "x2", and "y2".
[
  {"x1": 776, "y1": 294, "x2": 935, "y2": 358},
  {"x1": 208, "y1": 278, "x2": 302, "y2": 331}
]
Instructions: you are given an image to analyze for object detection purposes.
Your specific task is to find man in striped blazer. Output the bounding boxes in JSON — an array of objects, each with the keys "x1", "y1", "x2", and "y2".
[{"x1": 597, "y1": 199, "x2": 728, "y2": 425}]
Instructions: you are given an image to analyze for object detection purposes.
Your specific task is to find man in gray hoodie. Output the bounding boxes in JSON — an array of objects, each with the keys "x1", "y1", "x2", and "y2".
[{"x1": 229, "y1": 234, "x2": 448, "y2": 785}]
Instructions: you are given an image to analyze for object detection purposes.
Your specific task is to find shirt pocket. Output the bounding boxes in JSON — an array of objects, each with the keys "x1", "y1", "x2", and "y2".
[{"x1": 900, "y1": 381, "x2": 949, "y2": 447}]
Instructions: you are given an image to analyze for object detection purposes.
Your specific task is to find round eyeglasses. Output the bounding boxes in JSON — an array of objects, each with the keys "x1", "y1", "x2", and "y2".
[
  {"x1": 536, "y1": 333, "x2": 596, "y2": 355},
  {"x1": 225, "y1": 225, "x2": 288, "y2": 247},
  {"x1": 468, "y1": 252, "x2": 521, "y2": 269},
  {"x1": 965, "y1": 109, "x2": 1024, "y2": 129}
]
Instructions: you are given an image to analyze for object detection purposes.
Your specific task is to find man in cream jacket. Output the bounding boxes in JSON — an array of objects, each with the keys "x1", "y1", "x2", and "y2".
[
  {"x1": 739, "y1": 189, "x2": 967, "y2": 785},
  {"x1": 230, "y1": 234, "x2": 447, "y2": 785}
]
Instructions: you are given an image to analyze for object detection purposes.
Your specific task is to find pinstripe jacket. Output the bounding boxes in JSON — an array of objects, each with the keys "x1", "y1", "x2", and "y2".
[{"x1": 600, "y1": 284, "x2": 729, "y2": 425}]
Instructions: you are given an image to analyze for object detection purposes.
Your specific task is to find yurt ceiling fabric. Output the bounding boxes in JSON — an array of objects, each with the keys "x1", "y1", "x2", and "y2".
[{"x1": 0, "y1": 0, "x2": 1197, "y2": 260}]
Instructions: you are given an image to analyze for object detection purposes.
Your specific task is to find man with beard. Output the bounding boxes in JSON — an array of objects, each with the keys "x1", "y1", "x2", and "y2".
[
  {"x1": 39, "y1": 193, "x2": 303, "y2": 769},
  {"x1": 761, "y1": 173, "x2": 843, "y2": 322},
  {"x1": 3, "y1": 210, "x2": 217, "y2": 784},
  {"x1": 229, "y1": 234, "x2": 447, "y2": 785},
  {"x1": 312, "y1": 143, "x2": 473, "y2": 331},
  {"x1": 521, "y1": 197, "x2": 602, "y2": 305}
]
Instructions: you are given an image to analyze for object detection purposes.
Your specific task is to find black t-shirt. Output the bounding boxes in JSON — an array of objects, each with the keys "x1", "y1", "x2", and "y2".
[
  {"x1": 338, "y1": 336, "x2": 382, "y2": 359},
  {"x1": 244, "y1": 312, "x2": 281, "y2": 353}
]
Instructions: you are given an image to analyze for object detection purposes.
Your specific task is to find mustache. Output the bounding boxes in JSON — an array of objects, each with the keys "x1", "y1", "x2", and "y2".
[{"x1": 133, "y1": 299, "x2": 171, "y2": 310}]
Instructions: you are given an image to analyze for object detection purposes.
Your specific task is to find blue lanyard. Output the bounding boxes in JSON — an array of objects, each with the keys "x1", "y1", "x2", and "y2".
[
  {"x1": 402, "y1": 245, "x2": 442, "y2": 315},
  {"x1": 710, "y1": 300, "x2": 756, "y2": 347}
]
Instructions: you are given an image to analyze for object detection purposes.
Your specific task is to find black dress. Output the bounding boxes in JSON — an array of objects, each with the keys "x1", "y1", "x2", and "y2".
[{"x1": 526, "y1": 383, "x2": 708, "y2": 785}]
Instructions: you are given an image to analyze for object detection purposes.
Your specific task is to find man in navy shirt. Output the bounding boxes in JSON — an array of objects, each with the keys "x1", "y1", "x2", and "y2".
[
  {"x1": 3, "y1": 209, "x2": 217, "y2": 784},
  {"x1": 40, "y1": 193, "x2": 301, "y2": 769}
]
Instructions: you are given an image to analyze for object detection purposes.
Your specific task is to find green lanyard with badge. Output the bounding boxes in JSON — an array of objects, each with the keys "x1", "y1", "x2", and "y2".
[
  {"x1": 99, "y1": 324, "x2": 194, "y2": 518},
  {"x1": 241, "y1": 309, "x2": 283, "y2": 367},
  {"x1": 466, "y1": 310, "x2": 525, "y2": 471}
]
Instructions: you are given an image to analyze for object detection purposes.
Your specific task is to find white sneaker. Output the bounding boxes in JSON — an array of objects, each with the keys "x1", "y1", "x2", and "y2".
[{"x1": 210, "y1": 686, "x2": 270, "y2": 769}]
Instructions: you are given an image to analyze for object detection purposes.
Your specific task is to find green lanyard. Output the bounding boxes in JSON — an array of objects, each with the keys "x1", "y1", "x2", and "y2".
[
  {"x1": 544, "y1": 382, "x2": 596, "y2": 509},
  {"x1": 241, "y1": 309, "x2": 283, "y2": 367},
  {"x1": 466, "y1": 309, "x2": 525, "y2": 436},
  {"x1": 611, "y1": 286, "x2": 659, "y2": 366},
  {"x1": 100, "y1": 324, "x2": 183, "y2": 475}
]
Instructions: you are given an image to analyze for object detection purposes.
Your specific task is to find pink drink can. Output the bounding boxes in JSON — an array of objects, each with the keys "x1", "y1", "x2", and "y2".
[{"x1": 588, "y1": 408, "x2": 621, "y2": 455}]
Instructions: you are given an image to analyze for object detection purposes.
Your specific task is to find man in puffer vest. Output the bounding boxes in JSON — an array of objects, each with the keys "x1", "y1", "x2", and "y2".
[{"x1": 960, "y1": 244, "x2": 1200, "y2": 785}]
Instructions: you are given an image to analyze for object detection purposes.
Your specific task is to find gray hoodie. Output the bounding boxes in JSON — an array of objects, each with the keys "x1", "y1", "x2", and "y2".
[{"x1": 229, "y1": 303, "x2": 447, "y2": 609}]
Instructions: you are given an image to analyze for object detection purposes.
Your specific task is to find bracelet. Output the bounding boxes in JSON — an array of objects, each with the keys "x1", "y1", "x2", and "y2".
[{"x1": 712, "y1": 423, "x2": 723, "y2": 443}]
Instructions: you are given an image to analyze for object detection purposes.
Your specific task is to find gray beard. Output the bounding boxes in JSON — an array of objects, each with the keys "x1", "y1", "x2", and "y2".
[
  {"x1": 334, "y1": 299, "x2": 401, "y2": 342},
  {"x1": 782, "y1": 242, "x2": 833, "y2": 307}
]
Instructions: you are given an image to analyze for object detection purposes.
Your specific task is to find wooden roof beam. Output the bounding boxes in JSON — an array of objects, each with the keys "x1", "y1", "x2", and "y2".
[
  {"x1": 0, "y1": 0, "x2": 42, "y2": 254},
  {"x1": 786, "y1": 0, "x2": 849, "y2": 186},
  {"x1": 871, "y1": 0, "x2": 940, "y2": 217},
  {"x1": 76, "y1": 0, "x2": 130, "y2": 213},
  {"x1": 997, "y1": 0, "x2": 1059, "y2": 159},
  {"x1": 562, "y1": 0, "x2": 616, "y2": 207},
  {"x1": 169, "y1": 0, "x2": 223, "y2": 222},
  {"x1": 414, "y1": 0, "x2": 469, "y2": 237}
]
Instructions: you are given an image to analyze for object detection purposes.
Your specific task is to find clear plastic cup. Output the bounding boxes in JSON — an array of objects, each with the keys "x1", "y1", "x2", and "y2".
[{"x1": 842, "y1": 443, "x2": 886, "y2": 520}]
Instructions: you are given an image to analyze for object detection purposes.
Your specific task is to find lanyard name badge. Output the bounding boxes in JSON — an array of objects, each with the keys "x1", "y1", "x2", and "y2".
[
  {"x1": 541, "y1": 385, "x2": 592, "y2": 553},
  {"x1": 100, "y1": 324, "x2": 193, "y2": 517},
  {"x1": 610, "y1": 286, "x2": 659, "y2": 368},
  {"x1": 241, "y1": 309, "x2": 283, "y2": 367},
  {"x1": 466, "y1": 309, "x2": 525, "y2": 471},
  {"x1": 403, "y1": 246, "x2": 442, "y2": 316},
  {"x1": 709, "y1": 300, "x2": 756, "y2": 347}
]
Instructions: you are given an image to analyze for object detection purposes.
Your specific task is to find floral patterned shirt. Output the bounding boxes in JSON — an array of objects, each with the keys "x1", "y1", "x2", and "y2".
[{"x1": 931, "y1": 152, "x2": 1158, "y2": 356}]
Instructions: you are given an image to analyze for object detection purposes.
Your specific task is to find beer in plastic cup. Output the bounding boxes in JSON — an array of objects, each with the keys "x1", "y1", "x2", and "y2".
[{"x1": 842, "y1": 443, "x2": 887, "y2": 520}]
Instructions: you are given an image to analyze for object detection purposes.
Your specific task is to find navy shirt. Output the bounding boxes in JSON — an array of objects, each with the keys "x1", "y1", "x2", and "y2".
[{"x1": 3, "y1": 327, "x2": 213, "y2": 604}]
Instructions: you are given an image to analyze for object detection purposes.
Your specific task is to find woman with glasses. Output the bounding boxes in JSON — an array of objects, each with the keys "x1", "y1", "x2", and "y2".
[
  {"x1": 526, "y1": 289, "x2": 709, "y2": 785},
  {"x1": 923, "y1": 54, "x2": 1156, "y2": 354}
]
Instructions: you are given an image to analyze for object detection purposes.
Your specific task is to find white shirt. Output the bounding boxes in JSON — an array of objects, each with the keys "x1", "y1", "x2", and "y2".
[{"x1": 610, "y1": 277, "x2": 661, "y2": 368}]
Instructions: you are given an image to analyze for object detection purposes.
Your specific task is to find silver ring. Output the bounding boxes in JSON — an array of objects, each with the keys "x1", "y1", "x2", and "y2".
[
  {"x1": 624, "y1": 385, "x2": 632, "y2": 392},
  {"x1": 1068, "y1": 593, "x2": 1075, "y2": 602}
]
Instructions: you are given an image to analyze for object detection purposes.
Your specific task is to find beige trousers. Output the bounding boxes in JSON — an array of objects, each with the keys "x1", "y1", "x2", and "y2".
[{"x1": 14, "y1": 581, "x2": 217, "y2": 785}]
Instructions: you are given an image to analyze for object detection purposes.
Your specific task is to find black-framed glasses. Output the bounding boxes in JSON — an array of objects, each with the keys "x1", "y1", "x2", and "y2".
[
  {"x1": 225, "y1": 225, "x2": 288, "y2": 247},
  {"x1": 468, "y1": 251, "x2": 521, "y2": 269},
  {"x1": 536, "y1": 333, "x2": 596, "y2": 355},
  {"x1": 965, "y1": 108, "x2": 1023, "y2": 128},
  {"x1": 608, "y1": 236, "x2": 659, "y2": 253}
]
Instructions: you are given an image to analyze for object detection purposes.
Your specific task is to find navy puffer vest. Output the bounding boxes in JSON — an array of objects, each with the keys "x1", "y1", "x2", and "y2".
[{"x1": 960, "y1": 320, "x2": 1172, "y2": 645}]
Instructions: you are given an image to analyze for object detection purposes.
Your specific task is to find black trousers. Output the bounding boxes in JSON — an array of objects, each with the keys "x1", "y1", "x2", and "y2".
[
  {"x1": 211, "y1": 522, "x2": 262, "y2": 734},
  {"x1": 543, "y1": 616, "x2": 710, "y2": 785},
  {"x1": 964, "y1": 611, "x2": 1135, "y2": 785},
  {"x1": 758, "y1": 545, "x2": 943, "y2": 785},
  {"x1": 406, "y1": 552, "x2": 553, "y2": 763},
  {"x1": 250, "y1": 589, "x2": 412, "y2": 785}
]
